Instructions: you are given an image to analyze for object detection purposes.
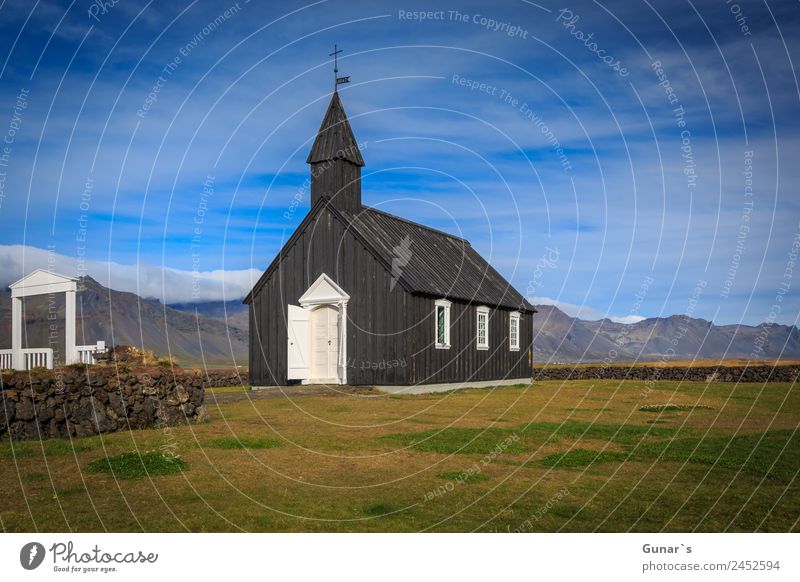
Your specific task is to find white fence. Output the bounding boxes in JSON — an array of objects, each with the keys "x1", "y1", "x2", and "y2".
[
  {"x1": 0, "y1": 341, "x2": 106, "y2": 370},
  {"x1": 23, "y1": 348, "x2": 53, "y2": 369},
  {"x1": 77, "y1": 341, "x2": 107, "y2": 365}
]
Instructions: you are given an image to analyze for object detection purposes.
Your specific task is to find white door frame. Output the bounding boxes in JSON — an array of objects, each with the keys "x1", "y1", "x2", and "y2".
[
  {"x1": 297, "y1": 273, "x2": 349, "y2": 385},
  {"x1": 309, "y1": 304, "x2": 340, "y2": 383}
]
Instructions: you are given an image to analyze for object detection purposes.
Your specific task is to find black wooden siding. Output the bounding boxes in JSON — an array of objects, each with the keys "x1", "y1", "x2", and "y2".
[
  {"x1": 403, "y1": 295, "x2": 533, "y2": 385},
  {"x1": 311, "y1": 160, "x2": 361, "y2": 214},
  {"x1": 248, "y1": 205, "x2": 534, "y2": 387},
  {"x1": 248, "y1": 206, "x2": 410, "y2": 386}
]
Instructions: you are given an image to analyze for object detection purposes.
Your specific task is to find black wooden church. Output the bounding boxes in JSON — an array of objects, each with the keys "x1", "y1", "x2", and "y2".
[{"x1": 244, "y1": 79, "x2": 536, "y2": 388}]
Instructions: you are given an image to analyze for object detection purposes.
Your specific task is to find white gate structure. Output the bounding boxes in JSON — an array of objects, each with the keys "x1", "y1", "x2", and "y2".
[{"x1": 1, "y1": 269, "x2": 106, "y2": 370}]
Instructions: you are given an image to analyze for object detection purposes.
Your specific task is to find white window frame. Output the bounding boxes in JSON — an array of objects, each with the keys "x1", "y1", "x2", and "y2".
[
  {"x1": 476, "y1": 305, "x2": 490, "y2": 350},
  {"x1": 434, "y1": 299, "x2": 451, "y2": 349},
  {"x1": 509, "y1": 311, "x2": 520, "y2": 351}
]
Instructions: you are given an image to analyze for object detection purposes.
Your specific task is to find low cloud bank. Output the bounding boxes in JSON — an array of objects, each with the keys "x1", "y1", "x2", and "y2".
[
  {"x1": 0, "y1": 245, "x2": 260, "y2": 304},
  {"x1": 530, "y1": 295, "x2": 646, "y2": 324}
]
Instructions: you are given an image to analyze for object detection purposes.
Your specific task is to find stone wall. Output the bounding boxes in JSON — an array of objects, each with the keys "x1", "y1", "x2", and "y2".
[
  {"x1": 0, "y1": 366, "x2": 244, "y2": 441},
  {"x1": 203, "y1": 368, "x2": 247, "y2": 388},
  {"x1": 532, "y1": 364, "x2": 800, "y2": 383}
]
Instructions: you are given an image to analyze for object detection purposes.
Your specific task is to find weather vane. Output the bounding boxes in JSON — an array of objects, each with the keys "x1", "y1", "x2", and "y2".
[{"x1": 330, "y1": 44, "x2": 350, "y2": 89}]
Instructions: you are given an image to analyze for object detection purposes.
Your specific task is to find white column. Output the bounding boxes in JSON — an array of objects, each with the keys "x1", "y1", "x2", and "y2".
[
  {"x1": 65, "y1": 289, "x2": 76, "y2": 365},
  {"x1": 11, "y1": 296, "x2": 22, "y2": 370},
  {"x1": 340, "y1": 301, "x2": 348, "y2": 385}
]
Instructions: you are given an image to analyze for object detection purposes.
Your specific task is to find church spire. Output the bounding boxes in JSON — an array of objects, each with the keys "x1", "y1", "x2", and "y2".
[
  {"x1": 306, "y1": 89, "x2": 365, "y2": 213},
  {"x1": 306, "y1": 90, "x2": 365, "y2": 167},
  {"x1": 306, "y1": 48, "x2": 365, "y2": 215}
]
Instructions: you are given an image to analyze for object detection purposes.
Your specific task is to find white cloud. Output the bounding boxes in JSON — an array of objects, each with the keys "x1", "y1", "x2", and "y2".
[
  {"x1": 0, "y1": 245, "x2": 259, "y2": 304},
  {"x1": 529, "y1": 296, "x2": 645, "y2": 324},
  {"x1": 613, "y1": 314, "x2": 648, "y2": 325}
]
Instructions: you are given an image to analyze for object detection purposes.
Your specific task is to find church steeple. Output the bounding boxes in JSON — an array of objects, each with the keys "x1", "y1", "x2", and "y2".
[
  {"x1": 307, "y1": 90, "x2": 365, "y2": 213},
  {"x1": 307, "y1": 91, "x2": 364, "y2": 166}
]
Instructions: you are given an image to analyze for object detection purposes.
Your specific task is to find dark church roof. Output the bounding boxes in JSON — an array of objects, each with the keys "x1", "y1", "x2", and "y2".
[
  {"x1": 344, "y1": 206, "x2": 534, "y2": 311},
  {"x1": 246, "y1": 89, "x2": 534, "y2": 312},
  {"x1": 306, "y1": 91, "x2": 365, "y2": 166}
]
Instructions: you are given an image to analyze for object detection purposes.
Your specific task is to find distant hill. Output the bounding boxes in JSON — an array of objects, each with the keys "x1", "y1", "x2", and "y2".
[
  {"x1": 532, "y1": 304, "x2": 800, "y2": 363},
  {"x1": 2, "y1": 278, "x2": 797, "y2": 368},
  {"x1": 0, "y1": 277, "x2": 247, "y2": 367},
  {"x1": 168, "y1": 299, "x2": 249, "y2": 331},
  {"x1": 167, "y1": 299, "x2": 248, "y2": 320}
]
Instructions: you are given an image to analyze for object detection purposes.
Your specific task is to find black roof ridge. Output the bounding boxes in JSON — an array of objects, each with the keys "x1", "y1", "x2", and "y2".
[{"x1": 358, "y1": 205, "x2": 469, "y2": 244}]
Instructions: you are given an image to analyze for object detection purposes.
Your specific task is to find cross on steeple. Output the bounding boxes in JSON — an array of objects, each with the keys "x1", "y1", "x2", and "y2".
[
  {"x1": 307, "y1": 65, "x2": 364, "y2": 212},
  {"x1": 329, "y1": 44, "x2": 350, "y2": 89}
]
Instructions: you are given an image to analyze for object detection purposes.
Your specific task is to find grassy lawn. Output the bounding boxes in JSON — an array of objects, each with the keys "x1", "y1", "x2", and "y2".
[{"x1": 1, "y1": 379, "x2": 797, "y2": 532}]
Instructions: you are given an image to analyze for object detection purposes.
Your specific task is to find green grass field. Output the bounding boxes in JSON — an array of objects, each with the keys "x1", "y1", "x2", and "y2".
[{"x1": 1, "y1": 379, "x2": 797, "y2": 532}]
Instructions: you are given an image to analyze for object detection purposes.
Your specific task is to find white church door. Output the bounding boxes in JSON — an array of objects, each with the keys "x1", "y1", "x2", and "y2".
[
  {"x1": 287, "y1": 305, "x2": 310, "y2": 380},
  {"x1": 311, "y1": 305, "x2": 339, "y2": 382}
]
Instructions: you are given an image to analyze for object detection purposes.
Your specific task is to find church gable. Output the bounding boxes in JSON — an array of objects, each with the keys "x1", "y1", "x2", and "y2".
[{"x1": 244, "y1": 199, "x2": 408, "y2": 305}]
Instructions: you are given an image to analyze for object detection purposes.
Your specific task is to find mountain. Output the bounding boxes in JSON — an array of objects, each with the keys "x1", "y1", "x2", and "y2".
[
  {"x1": 0, "y1": 277, "x2": 247, "y2": 367},
  {"x1": 3, "y1": 277, "x2": 797, "y2": 368},
  {"x1": 168, "y1": 299, "x2": 249, "y2": 330},
  {"x1": 167, "y1": 299, "x2": 248, "y2": 320},
  {"x1": 532, "y1": 304, "x2": 800, "y2": 363}
]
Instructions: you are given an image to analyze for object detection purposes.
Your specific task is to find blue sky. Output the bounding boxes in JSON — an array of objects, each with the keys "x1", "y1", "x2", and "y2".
[{"x1": 0, "y1": 0, "x2": 798, "y2": 325}]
